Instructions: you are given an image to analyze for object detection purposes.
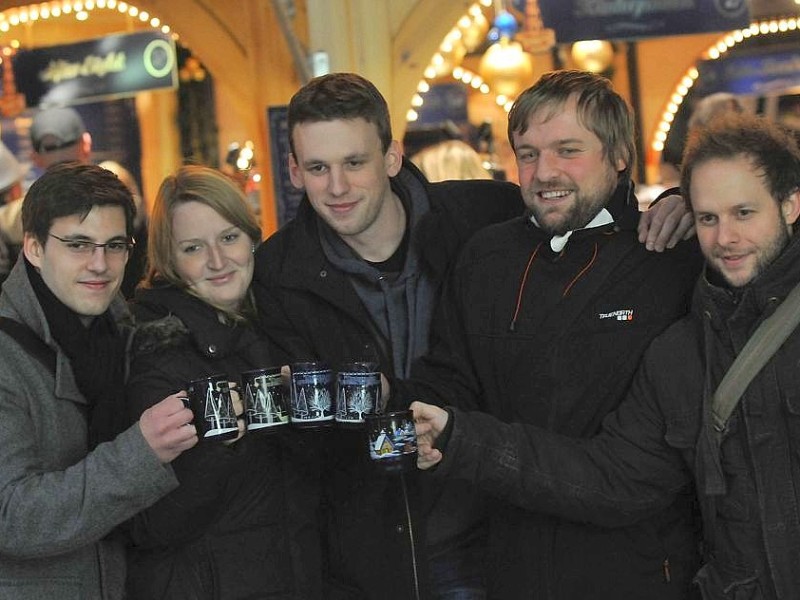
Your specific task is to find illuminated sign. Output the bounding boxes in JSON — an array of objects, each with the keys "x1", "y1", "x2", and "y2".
[
  {"x1": 12, "y1": 30, "x2": 177, "y2": 107},
  {"x1": 697, "y1": 48, "x2": 800, "y2": 96},
  {"x1": 539, "y1": 0, "x2": 750, "y2": 43}
]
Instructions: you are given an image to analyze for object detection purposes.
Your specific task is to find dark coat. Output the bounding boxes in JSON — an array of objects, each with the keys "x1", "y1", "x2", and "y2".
[
  {"x1": 0, "y1": 261, "x2": 177, "y2": 600},
  {"x1": 400, "y1": 185, "x2": 704, "y2": 599},
  {"x1": 252, "y1": 162, "x2": 524, "y2": 599},
  {"x1": 434, "y1": 233, "x2": 800, "y2": 600},
  {"x1": 125, "y1": 285, "x2": 322, "y2": 600}
]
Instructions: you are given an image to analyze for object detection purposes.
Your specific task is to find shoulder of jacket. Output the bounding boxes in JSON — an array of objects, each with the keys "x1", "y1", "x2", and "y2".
[{"x1": 132, "y1": 314, "x2": 190, "y2": 357}]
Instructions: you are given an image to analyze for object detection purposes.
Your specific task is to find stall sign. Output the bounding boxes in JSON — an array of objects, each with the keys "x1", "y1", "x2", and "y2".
[
  {"x1": 13, "y1": 30, "x2": 177, "y2": 107},
  {"x1": 539, "y1": 0, "x2": 750, "y2": 43},
  {"x1": 696, "y1": 49, "x2": 800, "y2": 96}
]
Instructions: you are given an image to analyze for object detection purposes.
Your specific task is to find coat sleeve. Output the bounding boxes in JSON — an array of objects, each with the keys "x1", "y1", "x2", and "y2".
[
  {"x1": 125, "y1": 349, "x2": 241, "y2": 549},
  {"x1": 0, "y1": 377, "x2": 177, "y2": 558},
  {"x1": 432, "y1": 350, "x2": 693, "y2": 528}
]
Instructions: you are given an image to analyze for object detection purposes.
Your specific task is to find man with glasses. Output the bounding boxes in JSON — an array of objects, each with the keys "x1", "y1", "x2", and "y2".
[{"x1": 0, "y1": 162, "x2": 197, "y2": 599}]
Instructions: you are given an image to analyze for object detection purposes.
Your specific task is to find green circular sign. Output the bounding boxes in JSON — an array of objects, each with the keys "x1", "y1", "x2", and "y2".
[{"x1": 143, "y1": 39, "x2": 175, "y2": 79}]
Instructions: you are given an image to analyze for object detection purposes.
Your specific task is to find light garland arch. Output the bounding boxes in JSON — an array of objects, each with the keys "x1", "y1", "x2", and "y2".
[{"x1": 649, "y1": 16, "x2": 800, "y2": 165}]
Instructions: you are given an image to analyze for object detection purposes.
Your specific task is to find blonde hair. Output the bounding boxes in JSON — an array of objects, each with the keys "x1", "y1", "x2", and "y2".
[
  {"x1": 411, "y1": 140, "x2": 492, "y2": 182},
  {"x1": 146, "y1": 165, "x2": 261, "y2": 290}
]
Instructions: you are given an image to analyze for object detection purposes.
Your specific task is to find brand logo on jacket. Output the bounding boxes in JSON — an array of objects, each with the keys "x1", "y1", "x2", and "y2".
[{"x1": 598, "y1": 308, "x2": 634, "y2": 321}]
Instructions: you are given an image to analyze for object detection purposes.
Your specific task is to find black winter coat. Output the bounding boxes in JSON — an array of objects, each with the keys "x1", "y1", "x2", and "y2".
[
  {"x1": 125, "y1": 285, "x2": 322, "y2": 600},
  {"x1": 432, "y1": 231, "x2": 800, "y2": 600},
  {"x1": 400, "y1": 185, "x2": 705, "y2": 599},
  {"x1": 252, "y1": 162, "x2": 524, "y2": 600}
]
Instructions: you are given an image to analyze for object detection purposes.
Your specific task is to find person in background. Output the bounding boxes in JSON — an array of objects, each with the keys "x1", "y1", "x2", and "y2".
[
  {"x1": 687, "y1": 92, "x2": 744, "y2": 131},
  {"x1": 410, "y1": 139, "x2": 493, "y2": 182},
  {"x1": 0, "y1": 141, "x2": 28, "y2": 284},
  {"x1": 125, "y1": 165, "x2": 321, "y2": 599},
  {"x1": 392, "y1": 70, "x2": 703, "y2": 599},
  {"x1": 99, "y1": 160, "x2": 149, "y2": 297},
  {"x1": 28, "y1": 105, "x2": 149, "y2": 296},
  {"x1": 412, "y1": 111, "x2": 800, "y2": 600},
  {"x1": 0, "y1": 162, "x2": 195, "y2": 599}
]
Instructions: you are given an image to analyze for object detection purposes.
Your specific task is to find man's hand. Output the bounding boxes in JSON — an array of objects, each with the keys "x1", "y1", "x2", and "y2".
[
  {"x1": 411, "y1": 401, "x2": 449, "y2": 470},
  {"x1": 638, "y1": 194, "x2": 695, "y2": 252},
  {"x1": 139, "y1": 392, "x2": 198, "y2": 463}
]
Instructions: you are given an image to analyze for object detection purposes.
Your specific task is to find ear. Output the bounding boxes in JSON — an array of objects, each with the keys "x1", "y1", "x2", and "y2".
[
  {"x1": 288, "y1": 153, "x2": 304, "y2": 190},
  {"x1": 384, "y1": 140, "x2": 403, "y2": 177},
  {"x1": 615, "y1": 157, "x2": 627, "y2": 174},
  {"x1": 781, "y1": 189, "x2": 800, "y2": 226},
  {"x1": 23, "y1": 232, "x2": 44, "y2": 269}
]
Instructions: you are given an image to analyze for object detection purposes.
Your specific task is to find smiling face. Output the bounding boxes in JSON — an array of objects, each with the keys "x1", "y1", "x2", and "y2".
[
  {"x1": 512, "y1": 95, "x2": 625, "y2": 236},
  {"x1": 692, "y1": 155, "x2": 800, "y2": 287},
  {"x1": 288, "y1": 118, "x2": 404, "y2": 253},
  {"x1": 171, "y1": 201, "x2": 254, "y2": 312},
  {"x1": 24, "y1": 205, "x2": 128, "y2": 319}
]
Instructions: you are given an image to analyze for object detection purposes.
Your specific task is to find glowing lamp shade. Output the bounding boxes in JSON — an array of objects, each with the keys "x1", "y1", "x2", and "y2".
[
  {"x1": 571, "y1": 40, "x2": 615, "y2": 74},
  {"x1": 478, "y1": 38, "x2": 533, "y2": 99}
]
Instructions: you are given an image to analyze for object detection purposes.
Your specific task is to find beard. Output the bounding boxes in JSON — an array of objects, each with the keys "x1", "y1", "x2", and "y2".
[
  {"x1": 526, "y1": 170, "x2": 620, "y2": 237},
  {"x1": 711, "y1": 217, "x2": 791, "y2": 288}
]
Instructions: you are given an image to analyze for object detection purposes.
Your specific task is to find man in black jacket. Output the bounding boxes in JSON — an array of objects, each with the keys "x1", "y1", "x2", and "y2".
[
  {"x1": 393, "y1": 70, "x2": 704, "y2": 599},
  {"x1": 253, "y1": 72, "x2": 692, "y2": 600},
  {"x1": 412, "y1": 111, "x2": 800, "y2": 600},
  {"x1": 253, "y1": 72, "x2": 525, "y2": 600}
]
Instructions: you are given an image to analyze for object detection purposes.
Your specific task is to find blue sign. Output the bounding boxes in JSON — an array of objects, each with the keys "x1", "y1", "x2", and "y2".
[
  {"x1": 267, "y1": 105, "x2": 305, "y2": 227},
  {"x1": 12, "y1": 30, "x2": 177, "y2": 107},
  {"x1": 539, "y1": 0, "x2": 750, "y2": 43},
  {"x1": 696, "y1": 49, "x2": 800, "y2": 96}
]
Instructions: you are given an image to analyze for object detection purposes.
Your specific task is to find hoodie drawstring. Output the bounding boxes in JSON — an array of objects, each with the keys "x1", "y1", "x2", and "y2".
[{"x1": 509, "y1": 242, "x2": 542, "y2": 331}]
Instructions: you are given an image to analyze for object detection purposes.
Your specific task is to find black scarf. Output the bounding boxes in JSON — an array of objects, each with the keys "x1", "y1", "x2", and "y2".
[{"x1": 26, "y1": 258, "x2": 128, "y2": 448}]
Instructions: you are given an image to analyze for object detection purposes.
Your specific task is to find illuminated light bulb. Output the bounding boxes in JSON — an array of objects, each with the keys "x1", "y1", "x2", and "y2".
[
  {"x1": 571, "y1": 40, "x2": 615, "y2": 73},
  {"x1": 406, "y1": 109, "x2": 418, "y2": 121},
  {"x1": 478, "y1": 38, "x2": 533, "y2": 99},
  {"x1": 411, "y1": 94, "x2": 423, "y2": 107}
]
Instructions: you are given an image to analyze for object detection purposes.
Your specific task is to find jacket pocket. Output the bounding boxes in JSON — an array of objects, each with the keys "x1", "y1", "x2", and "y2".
[
  {"x1": 0, "y1": 578, "x2": 82, "y2": 600},
  {"x1": 694, "y1": 561, "x2": 763, "y2": 600}
]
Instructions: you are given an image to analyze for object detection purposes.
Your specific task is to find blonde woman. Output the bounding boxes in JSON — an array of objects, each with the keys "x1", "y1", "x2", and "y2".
[{"x1": 125, "y1": 165, "x2": 321, "y2": 599}]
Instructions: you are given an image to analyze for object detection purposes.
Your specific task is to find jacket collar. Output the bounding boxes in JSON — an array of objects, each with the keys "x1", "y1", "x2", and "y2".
[
  {"x1": 0, "y1": 257, "x2": 130, "y2": 404},
  {"x1": 132, "y1": 283, "x2": 257, "y2": 360}
]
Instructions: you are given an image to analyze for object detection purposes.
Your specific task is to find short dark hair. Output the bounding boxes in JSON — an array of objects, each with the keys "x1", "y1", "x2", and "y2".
[
  {"x1": 22, "y1": 161, "x2": 136, "y2": 245},
  {"x1": 680, "y1": 113, "x2": 800, "y2": 210},
  {"x1": 287, "y1": 72, "x2": 393, "y2": 155},
  {"x1": 507, "y1": 70, "x2": 636, "y2": 179}
]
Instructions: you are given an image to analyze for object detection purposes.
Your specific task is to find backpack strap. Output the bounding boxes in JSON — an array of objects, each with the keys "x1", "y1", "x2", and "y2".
[
  {"x1": 0, "y1": 317, "x2": 57, "y2": 375},
  {"x1": 712, "y1": 278, "x2": 800, "y2": 439}
]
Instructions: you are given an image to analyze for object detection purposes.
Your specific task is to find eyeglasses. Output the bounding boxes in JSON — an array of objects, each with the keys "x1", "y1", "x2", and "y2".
[{"x1": 48, "y1": 233, "x2": 135, "y2": 256}]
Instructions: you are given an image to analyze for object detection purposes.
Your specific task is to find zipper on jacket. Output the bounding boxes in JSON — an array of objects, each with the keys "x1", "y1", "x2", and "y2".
[{"x1": 400, "y1": 471, "x2": 421, "y2": 600}]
